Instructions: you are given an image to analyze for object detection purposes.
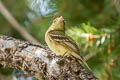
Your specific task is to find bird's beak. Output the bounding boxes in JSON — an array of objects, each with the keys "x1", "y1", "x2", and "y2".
[{"x1": 59, "y1": 16, "x2": 64, "y2": 22}]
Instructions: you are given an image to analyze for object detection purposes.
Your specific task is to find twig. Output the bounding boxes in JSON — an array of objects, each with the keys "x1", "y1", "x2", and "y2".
[
  {"x1": 0, "y1": 1, "x2": 42, "y2": 46},
  {"x1": 0, "y1": 35, "x2": 99, "y2": 80}
]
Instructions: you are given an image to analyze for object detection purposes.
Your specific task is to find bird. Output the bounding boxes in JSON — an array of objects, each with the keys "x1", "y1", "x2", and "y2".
[{"x1": 45, "y1": 16, "x2": 91, "y2": 70}]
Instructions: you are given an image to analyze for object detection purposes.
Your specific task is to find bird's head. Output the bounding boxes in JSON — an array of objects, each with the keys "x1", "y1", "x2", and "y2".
[{"x1": 49, "y1": 16, "x2": 65, "y2": 31}]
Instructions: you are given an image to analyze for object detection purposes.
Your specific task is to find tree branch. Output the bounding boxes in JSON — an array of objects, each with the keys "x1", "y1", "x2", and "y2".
[
  {"x1": 0, "y1": 35, "x2": 99, "y2": 80},
  {"x1": 0, "y1": 1, "x2": 42, "y2": 46}
]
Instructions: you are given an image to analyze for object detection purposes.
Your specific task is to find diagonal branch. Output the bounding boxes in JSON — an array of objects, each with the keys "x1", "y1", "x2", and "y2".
[
  {"x1": 0, "y1": 35, "x2": 99, "y2": 80},
  {"x1": 0, "y1": 1, "x2": 42, "y2": 46}
]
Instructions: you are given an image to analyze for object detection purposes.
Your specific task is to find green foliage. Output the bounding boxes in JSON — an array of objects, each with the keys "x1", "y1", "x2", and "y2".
[
  {"x1": 0, "y1": 0, "x2": 120, "y2": 80},
  {"x1": 67, "y1": 23, "x2": 120, "y2": 80}
]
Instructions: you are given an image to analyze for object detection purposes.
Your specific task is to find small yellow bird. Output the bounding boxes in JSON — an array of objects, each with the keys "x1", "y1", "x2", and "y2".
[{"x1": 45, "y1": 16, "x2": 91, "y2": 70}]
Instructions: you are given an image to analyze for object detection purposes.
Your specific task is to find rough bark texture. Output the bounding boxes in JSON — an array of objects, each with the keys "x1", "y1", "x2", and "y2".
[{"x1": 0, "y1": 35, "x2": 99, "y2": 80}]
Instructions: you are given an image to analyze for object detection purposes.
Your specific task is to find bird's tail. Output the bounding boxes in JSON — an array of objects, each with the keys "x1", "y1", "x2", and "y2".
[
  {"x1": 71, "y1": 52, "x2": 92, "y2": 71},
  {"x1": 79, "y1": 58, "x2": 92, "y2": 71}
]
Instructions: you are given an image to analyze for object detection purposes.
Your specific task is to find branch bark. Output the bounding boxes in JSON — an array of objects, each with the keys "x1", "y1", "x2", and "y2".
[{"x1": 0, "y1": 35, "x2": 99, "y2": 80}]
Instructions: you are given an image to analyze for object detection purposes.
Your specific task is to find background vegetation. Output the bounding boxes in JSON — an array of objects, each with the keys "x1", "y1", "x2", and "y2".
[{"x1": 0, "y1": 0, "x2": 120, "y2": 80}]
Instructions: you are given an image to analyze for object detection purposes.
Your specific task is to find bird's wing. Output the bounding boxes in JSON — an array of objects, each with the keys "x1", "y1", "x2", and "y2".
[
  {"x1": 49, "y1": 30, "x2": 91, "y2": 71},
  {"x1": 48, "y1": 30, "x2": 80, "y2": 53}
]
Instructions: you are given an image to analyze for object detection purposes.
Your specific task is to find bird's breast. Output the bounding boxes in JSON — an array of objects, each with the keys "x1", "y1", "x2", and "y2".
[{"x1": 45, "y1": 34, "x2": 70, "y2": 56}]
